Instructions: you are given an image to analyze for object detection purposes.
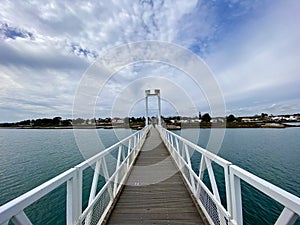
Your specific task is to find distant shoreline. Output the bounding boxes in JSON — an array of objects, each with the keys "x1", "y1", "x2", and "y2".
[
  {"x1": 0, "y1": 125, "x2": 131, "y2": 129},
  {"x1": 0, "y1": 122, "x2": 299, "y2": 130}
]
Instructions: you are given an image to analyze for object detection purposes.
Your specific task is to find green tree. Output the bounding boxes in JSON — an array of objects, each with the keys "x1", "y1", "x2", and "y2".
[
  {"x1": 227, "y1": 114, "x2": 236, "y2": 123},
  {"x1": 61, "y1": 119, "x2": 71, "y2": 126},
  {"x1": 201, "y1": 113, "x2": 211, "y2": 123},
  {"x1": 52, "y1": 117, "x2": 62, "y2": 126}
]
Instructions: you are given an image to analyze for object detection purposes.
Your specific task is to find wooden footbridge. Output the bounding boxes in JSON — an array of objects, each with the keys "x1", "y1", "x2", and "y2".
[{"x1": 106, "y1": 127, "x2": 206, "y2": 225}]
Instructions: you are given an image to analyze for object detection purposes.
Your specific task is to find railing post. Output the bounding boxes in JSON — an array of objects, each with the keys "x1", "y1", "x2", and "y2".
[
  {"x1": 67, "y1": 168, "x2": 82, "y2": 225},
  {"x1": 178, "y1": 143, "x2": 185, "y2": 171},
  {"x1": 138, "y1": 132, "x2": 141, "y2": 150},
  {"x1": 275, "y1": 207, "x2": 298, "y2": 225},
  {"x1": 86, "y1": 157, "x2": 114, "y2": 225},
  {"x1": 175, "y1": 138, "x2": 179, "y2": 153},
  {"x1": 88, "y1": 161, "x2": 101, "y2": 205},
  {"x1": 127, "y1": 139, "x2": 132, "y2": 169},
  {"x1": 204, "y1": 157, "x2": 221, "y2": 202},
  {"x1": 170, "y1": 135, "x2": 174, "y2": 150},
  {"x1": 230, "y1": 168, "x2": 243, "y2": 225},
  {"x1": 164, "y1": 132, "x2": 168, "y2": 145},
  {"x1": 137, "y1": 133, "x2": 140, "y2": 149},
  {"x1": 66, "y1": 177, "x2": 73, "y2": 225},
  {"x1": 133, "y1": 135, "x2": 137, "y2": 153},
  {"x1": 184, "y1": 144, "x2": 196, "y2": 191},
  {"x1": 168, "y1": 132, "x2": 172, "y2": 150},
  {"x1": 76, "y1": 168, "x2": 83, "y2": 220},
  {"x1": 11, "y1": 211, "x2": 32, "y2": 225},
  {"x1": 196, "y1": 155, "x2": 206, "y2": 196},
  {"x1": 101, "y1": 158, "x2": 114, "y2": 200},
  {"x1": 114, "y1": 145, "x2": 123, "y2": 196},
  {"x1": 224, "y1": 165, "x2": 232, "y2": 217},
  {"x1": 173, "y1": 138, "x2": 180, "y2": 165},
  {"x1": 198, "y1": 155, "x2": 206, "y2": 180}
]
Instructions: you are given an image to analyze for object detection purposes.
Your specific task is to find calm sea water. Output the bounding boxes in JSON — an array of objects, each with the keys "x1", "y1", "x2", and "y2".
[{"x1": 0, "y1": 128, "x2": 299, "y2": 224}]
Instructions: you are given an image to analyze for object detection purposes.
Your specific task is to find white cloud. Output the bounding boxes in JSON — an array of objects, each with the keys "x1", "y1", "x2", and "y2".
[
  {"x1": 0, "y1": 0, "x2": 299, "y2": 121},
  {"x1": 226, "y1": 98, "x2": 300, "y2": 117},
  {"x1": 206, "y1": 0, "x2": 300, "y2": 115}
]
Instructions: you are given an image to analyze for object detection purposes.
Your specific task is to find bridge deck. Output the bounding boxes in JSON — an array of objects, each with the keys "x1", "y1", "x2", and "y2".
[{"x1": 105, "y1": 126, "x2": 206, "y2": 225}]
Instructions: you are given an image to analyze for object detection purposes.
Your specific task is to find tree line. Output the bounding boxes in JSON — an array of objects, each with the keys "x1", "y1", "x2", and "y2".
[
  {"x1": 1, "y1": 112, "x2": 297, "y2": 128},
  {"x1": 0, "y1": 117, "x2": 71, "y2": 127}
]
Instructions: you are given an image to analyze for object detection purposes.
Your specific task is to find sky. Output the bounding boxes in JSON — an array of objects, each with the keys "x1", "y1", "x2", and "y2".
[{"x1": 0, "y1": 0, "x2": 299, "y2": 122}]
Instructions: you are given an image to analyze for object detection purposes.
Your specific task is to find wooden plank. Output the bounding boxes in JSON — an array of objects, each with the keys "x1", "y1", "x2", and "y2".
[{"x1": 105, "y1": 127, "x2": 206, "y2": 225}]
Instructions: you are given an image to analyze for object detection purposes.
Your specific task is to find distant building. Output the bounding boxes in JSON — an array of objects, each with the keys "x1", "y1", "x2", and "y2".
[
  {"x1": 112, "y1": 118, "x2": 124, "y2": 124},
  {"x1": 241, "y1": 118, "x2": 255, "y2": 122},
  {"x1": 211, "y1": 118, "x2": 225, "y2": 123}
]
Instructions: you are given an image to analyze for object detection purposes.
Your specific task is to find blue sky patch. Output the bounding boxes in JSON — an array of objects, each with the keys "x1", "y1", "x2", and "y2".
[{"x1": 0, "y1": 23, "x2": 34, "y2": 40}]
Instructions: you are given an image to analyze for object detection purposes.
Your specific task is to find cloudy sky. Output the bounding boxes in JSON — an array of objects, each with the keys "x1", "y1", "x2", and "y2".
[{"x1": 0, "y1": 0, "x2": 299, "y2": 122}]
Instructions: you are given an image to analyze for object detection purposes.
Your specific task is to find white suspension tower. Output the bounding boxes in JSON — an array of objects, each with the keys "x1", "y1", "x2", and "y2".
[{"x1": 145, "y1": 89, "x2": 161, "y2": 126}]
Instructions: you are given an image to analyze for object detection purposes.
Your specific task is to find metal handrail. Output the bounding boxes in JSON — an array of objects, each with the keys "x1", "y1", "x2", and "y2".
[
  {"x1": 230, "y1": 165, "x2": 300, "y2": 225},
  {"x1": 0, "y1": 125, "x2": 150, "y2": 225},
  {"x1": 156, "y1": 126, "x2": 300, "y2": 225},
  {"x1": 0, "y1": 168, "x2": 76, "y2": 225}
]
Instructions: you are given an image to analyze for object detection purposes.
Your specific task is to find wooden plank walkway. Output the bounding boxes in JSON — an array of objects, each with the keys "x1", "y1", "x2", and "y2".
[{"x1": 105, "y1": 126, "x2": 206, "y2": 225}]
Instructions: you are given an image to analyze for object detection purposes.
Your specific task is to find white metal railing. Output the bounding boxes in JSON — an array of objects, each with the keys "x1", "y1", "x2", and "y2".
[
  {"x1": 157, "y1": 126, "x2": 300, "y2": 225},
  {"x1": 0, "y1": 126, "x2": 150, "y2": 225}
]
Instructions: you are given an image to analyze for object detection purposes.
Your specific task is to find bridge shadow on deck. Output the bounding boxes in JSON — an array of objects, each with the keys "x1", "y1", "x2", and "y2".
[{"x1": 105, "y1": 126, "x2": 206, "y2": 225}]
